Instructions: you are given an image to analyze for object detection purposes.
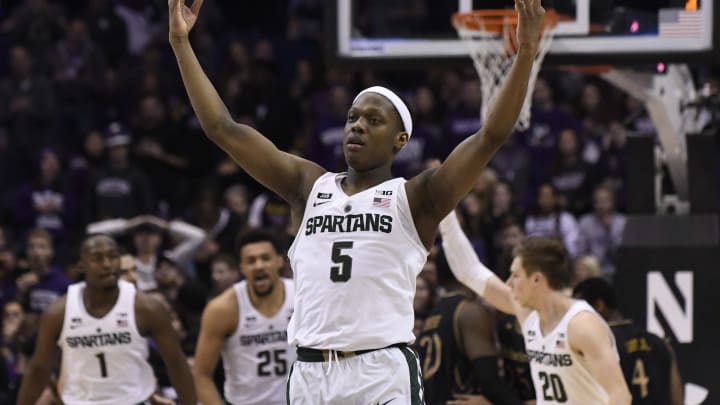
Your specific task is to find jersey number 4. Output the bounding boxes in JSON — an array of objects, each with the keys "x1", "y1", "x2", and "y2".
[{"x1": 330, "y1": 241, "x2": 353, "y2": 282}]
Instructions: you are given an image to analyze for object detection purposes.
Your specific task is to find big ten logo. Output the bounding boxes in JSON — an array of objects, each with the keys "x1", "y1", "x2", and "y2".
[{"x1": 646, "y1": 271, "x2": 693, "y2": 343}]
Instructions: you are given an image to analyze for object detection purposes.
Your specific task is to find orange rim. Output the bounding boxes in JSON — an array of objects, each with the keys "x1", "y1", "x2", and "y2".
[{"x1": 452, "y1": 9, "x2": 560, "y2": 33}]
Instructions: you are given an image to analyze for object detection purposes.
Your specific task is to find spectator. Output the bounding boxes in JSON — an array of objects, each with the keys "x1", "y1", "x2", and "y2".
[
  {"x1": 83, "y1": 0, "x2": 129, "y2": 68},
  {"x1": 13, "y1": 148, "x2": 77, "y2": 249},
  {"x1": 577, "y1": 185, "x2": 626, "y2": 276},
  {"x1": 547, "y1": 127, "x2": 596, "y2": 215},
  {"x1": 209, "y1": 254, "x2": 240, "y2": 296},
  {"x1": 87, "y1": 214, "x2": 205, "y2": 290},
  {"x1": 14, "y1": 229, "x2": 70, "y2": 315},
  {"x1": 0, "y1": 46, "x2": 56, "y2": 172},
  {"x1": 85, "y1": 122, "x2": 154, "y2": 221},
  {"x1": 525, "y1": 183, "x2": 580, "y2": 258}
]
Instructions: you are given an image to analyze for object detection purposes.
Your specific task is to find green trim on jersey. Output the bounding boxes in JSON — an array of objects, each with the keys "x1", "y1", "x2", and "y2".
[{"x1": 400, "y1": 346, "x2": 426, "y2": 405}]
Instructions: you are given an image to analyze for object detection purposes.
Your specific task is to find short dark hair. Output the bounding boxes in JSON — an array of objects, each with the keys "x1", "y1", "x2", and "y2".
[
  {"x1": 513, "y1": 237, "x2": 571, "y2": 290},
  {"x1": 573, "y1": 277, "x2": 617, "y2": 310},
  {"x1": 235, "y1": 229, "x2": 283, "y2": 259}
]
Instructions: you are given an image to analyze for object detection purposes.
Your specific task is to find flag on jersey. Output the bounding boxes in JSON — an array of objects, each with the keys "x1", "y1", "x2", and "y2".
[
  {"x1": 372, "y1": 197, "x2": 391, "y2": 208},
  {"x1": 659, "y1": 8, "x2": 703, "y2": 38}
]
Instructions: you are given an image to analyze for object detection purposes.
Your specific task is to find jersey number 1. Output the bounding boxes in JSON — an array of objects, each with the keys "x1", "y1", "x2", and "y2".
[
  {"x1": 95, "y1": 352, "x2": 108, "y2": 378},
  {"x1": 330, "y1": 241, "x2": 353, "y2": 282}
]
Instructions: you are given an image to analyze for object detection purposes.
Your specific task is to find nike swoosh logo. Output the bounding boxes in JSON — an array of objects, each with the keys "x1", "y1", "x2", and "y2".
[
  {"x1": 313, "y1": 201, "x2": 331, "y2": 207},
  {"x1": 378, "y1": 398, "x2": 396, "y2": 405}
]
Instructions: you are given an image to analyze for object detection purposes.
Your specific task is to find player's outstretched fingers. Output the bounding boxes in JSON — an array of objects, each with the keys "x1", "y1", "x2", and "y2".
[
  {"x1": 190, "y1": 0, "x2": 205, "y2": 15},
  {"x1": 515, "y1": 0, "x2": 528, "y2": 13}
]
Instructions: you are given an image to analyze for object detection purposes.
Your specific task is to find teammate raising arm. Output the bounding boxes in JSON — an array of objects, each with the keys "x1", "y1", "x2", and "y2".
[
  {"x1": 16, "y1": 235, "x2": 196, "y2": 405},
  {"x1": 439, "y1": 211, "x2": 631, "y2": 404}
]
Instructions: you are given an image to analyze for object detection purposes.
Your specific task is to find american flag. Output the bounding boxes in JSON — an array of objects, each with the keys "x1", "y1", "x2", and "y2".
[
  {"x1": 117, "y1": 319, "x2": 128, "y2": 327},
  {"x1": 556, "y1": 339, "x2": 565, "y2": 349},
  {"x1": 659, "y1": 9, "x2": 703, "y2": 38},
  {"x1": 372, "y1": 197, "x2": 391, "y2": 208}
]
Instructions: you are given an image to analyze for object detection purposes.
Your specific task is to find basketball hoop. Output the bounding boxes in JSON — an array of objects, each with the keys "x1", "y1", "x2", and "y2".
[{"x1": 453, "y1": 9, "x2": 559, "y2": 130}]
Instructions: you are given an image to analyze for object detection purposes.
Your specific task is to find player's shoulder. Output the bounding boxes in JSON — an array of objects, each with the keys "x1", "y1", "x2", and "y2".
[
  {"x1": 43, "y1": 294, "x2": 68, "y2": 319},
  {"x1": 567, "y1": 310, "x2": 611, "y2": 348},
  {"x1": 203, "y1": 287, "x2": 240, "y2": 322}
]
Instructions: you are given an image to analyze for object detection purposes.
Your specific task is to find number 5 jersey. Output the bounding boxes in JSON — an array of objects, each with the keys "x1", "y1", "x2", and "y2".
[
  {"x1": 58, "y1": 280, "x2": 155, "y2": 404},
  {"x1": 287, "y1": 172, "x2": 428, "y2": 351}
]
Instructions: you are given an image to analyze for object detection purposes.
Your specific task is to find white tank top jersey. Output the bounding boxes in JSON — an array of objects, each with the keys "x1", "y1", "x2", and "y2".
[
  {"x1": 58, "y1": 280, "x2": 155, "y2": 405},
  {"x1": 222, "y1": 278, "x2": 296, "y2": 405},
  {"x1": 522, "y1": 300, "x2": 617, "y2": 405},
  {"x1": 288, "y1": 172, "x2": 428, "y2": 351}
]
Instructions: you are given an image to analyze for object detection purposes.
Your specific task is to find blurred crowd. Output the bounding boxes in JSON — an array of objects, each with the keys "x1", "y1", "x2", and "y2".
[{"x1": 0, "y1": 0, "x2": 718, "y2": 400}]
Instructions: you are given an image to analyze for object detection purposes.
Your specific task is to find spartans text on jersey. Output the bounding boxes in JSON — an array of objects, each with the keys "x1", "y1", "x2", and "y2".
[
  {"x1": 305, "y1": 213, "x2": 392, "y2": 235},
  {"x1": 65, "y1": 331, "x2": 132, "y2": 348}
]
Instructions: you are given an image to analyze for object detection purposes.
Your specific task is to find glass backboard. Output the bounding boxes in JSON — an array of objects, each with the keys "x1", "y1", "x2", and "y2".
[{"x1": 327, "y1": 0, "x2": 718, "y2": 67}]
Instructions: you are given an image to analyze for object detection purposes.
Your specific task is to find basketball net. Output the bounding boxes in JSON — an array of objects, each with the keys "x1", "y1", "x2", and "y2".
[{"x1": 453, "y1": 10, "x2": 558, "y2": 130}]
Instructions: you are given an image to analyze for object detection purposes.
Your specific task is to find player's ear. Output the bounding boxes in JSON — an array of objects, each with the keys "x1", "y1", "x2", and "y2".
[{"x1": 393, "y1": 132, "x2": 408, "y2": 154}]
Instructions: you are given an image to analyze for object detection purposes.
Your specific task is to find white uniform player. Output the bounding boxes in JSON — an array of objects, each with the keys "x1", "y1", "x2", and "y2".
[
  {"x1": 222, "y1": 278, "x2": 295, "y2": 405},
  {"x1": 287, "y1": 172, "x2": 427, "y2": 404},
  {"x1": 288, "y1": 172, "x2": 427, "y2": 350},
  {"x1": 58, "y1": 280, "x2": 155, "y2": 405},
  {"x1": 439, "y1": 211, "x2": 632, "y2": 404},
  {"x1": 522, "y1": 300, "x2": 616, "y2": 404}
]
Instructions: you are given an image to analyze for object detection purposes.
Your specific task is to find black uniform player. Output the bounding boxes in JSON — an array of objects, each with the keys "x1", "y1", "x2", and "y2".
[
  {"x1": 496, "y1": 313, "x2": 536, "y2": 401},
  {"x1": 417, "y1": 250, "x2": 525, "y2": 405},
  {"x1": 574, "y1": 277, "x2": 684, "y2": 405}
]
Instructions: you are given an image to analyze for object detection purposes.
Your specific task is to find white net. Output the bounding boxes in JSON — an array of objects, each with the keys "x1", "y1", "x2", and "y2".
[{"x1": 455, "y1": 13, "x2": 557, "y2": 130}]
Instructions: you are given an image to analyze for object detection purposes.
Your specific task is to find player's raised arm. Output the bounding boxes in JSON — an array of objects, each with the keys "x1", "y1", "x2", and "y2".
[
  {"x1": 407, "y1": 0, "x2": 544, "y2": 222},
  {"x1": 568, "y1": 312, "x2": 632, "y2": 405},
  {"x1": 439, "y1": 211, "x2": 530, "y2": 322},
  {"x1": 193, "y1": 289, "x2": 237, "y2": 405},
  {"x1": 167, "y1": 0, "x2": 324, "y2": 205},
  {"x1": 16, "y1": 297, "x2": 65, "y2": 405},
  {"x1": 136, "y1": 293, "x2": 197, "y2": 405}
]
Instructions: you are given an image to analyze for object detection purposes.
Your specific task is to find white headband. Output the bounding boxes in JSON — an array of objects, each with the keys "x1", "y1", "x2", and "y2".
[{"x1": 353, "y1": 86, "x2": 413, "y2": 137}]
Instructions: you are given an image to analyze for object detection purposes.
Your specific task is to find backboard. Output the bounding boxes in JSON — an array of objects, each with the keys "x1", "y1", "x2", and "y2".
[{"x1": 327, "y1": 0, "x2": 719, "y2": 68}]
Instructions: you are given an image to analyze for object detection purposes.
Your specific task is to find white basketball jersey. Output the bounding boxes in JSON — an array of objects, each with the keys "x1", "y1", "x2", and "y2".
[
  {"x1": 58, "y1": 280, "x2": 155, "y2": 405},
  {"x1": 222, "y1": 279, "x2": 295, "y2": 405},
  {"x1": 288, "y1": 172, "x2": 428, "y2": 351},
  {"x1": 522, "y1": 300, "x2": 617, "y2": 405}
]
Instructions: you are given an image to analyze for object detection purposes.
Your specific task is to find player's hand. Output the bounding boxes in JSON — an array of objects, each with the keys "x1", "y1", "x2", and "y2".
[
  {"x1": 168, "y1": 0, "x2": 204, "y2": 41},
  {"x1": 149, "y1": 393, "x2": 175, "y2": 405},
  {"x1": 515, "y1": 0, "x2": 545, "y2": 49},
  {"x1": 447, "y1": 393, "x2": 493, "y2": 405}
]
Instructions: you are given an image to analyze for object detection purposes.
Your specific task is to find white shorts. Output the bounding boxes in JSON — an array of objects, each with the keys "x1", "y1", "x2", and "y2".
[{"x1": 287, "y1": 345, "x2": 425, "y2": 405}]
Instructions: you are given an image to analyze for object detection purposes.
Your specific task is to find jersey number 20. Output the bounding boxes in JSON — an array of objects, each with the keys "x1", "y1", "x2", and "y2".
[{"x1": 539, "y1": 371, "x2": 567, "y2": 403}]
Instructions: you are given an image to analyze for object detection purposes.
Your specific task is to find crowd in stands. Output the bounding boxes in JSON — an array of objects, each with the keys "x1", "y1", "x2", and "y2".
[{"x1": 0, "y1": 0, "x2": 717, "y2": 400}]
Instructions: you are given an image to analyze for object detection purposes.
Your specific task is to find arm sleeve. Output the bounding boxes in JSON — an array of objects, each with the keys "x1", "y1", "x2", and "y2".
[{"x1": 438, "y1": 211, "x2": 495, "y2": 296}]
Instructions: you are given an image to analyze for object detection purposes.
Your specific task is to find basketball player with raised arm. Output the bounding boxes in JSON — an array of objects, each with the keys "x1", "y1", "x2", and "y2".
[
  {"x1": 169, "y1": 0, "x2": 545, "y2": 402},
  {"x1": 193, "y1": 229, "x2": 294, "y2": 405},
  {"x1": 16, "y1": 235, "x2": 196, "y2": 405},
  {"x1": 439, "y1": 211, "x2": 631, "y2": 404}
]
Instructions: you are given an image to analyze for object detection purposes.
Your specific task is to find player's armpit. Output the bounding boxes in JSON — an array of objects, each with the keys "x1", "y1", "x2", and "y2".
[{"x1": 568, "y1": 312, "x2": 632, "y2": 405}]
